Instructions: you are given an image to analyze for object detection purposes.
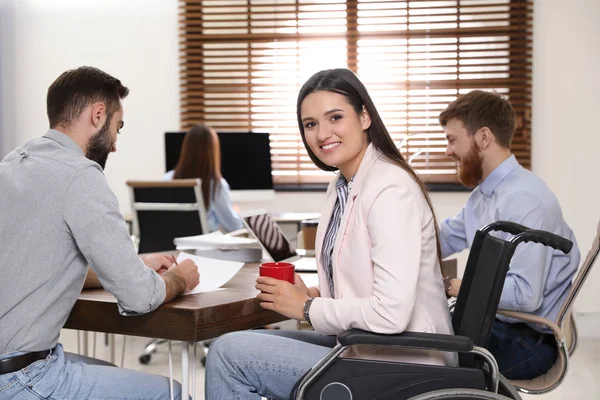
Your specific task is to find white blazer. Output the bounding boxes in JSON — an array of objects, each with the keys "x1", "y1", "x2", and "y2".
[{"x1": 309, "y1": 144, "x2": 456, "y2": 366}]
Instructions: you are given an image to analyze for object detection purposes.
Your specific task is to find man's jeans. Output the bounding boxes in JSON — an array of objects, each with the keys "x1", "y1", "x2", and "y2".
[
  {"x1": 489, "y1": 319, "x2": 558, "y2": 380},
  {"x1": 0, "y1": 343, "x2": 182, "y2": 399}
]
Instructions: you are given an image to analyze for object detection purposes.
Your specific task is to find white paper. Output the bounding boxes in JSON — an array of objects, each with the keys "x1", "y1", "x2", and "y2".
[{"x1": 176, "y1": 252, "x2": 245, "y2": 295}]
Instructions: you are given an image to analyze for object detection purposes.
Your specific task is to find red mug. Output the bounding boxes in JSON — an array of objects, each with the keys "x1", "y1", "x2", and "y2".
[{"x1": 259, "y1": 262, "x2": 295, "y2": 284}]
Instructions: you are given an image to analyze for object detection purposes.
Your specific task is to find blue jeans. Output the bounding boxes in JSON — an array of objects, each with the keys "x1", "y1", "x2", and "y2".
[
  {"x1": 0, "y1": 343, "x2": 182, "y2": 399},
  {"x1": 205, "y1": 330, "x2": 336, "y2": 400},
  {"x1": 488, "y1": 320, "x2": 558, "y2": 380}
]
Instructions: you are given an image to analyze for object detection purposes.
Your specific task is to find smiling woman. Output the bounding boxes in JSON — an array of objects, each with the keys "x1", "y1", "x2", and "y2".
[{"x1": 204, "y1": 69, "x2": 456, "y2": 400}]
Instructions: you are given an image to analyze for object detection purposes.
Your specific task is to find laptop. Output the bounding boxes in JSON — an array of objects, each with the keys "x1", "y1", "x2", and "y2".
[{"x1": 240, "y1": 210, "x2": 318, "y2": 272}]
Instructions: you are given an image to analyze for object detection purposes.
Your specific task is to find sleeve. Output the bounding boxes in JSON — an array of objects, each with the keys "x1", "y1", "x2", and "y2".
[
  {"x1": 497, "y1": 193, "x2": 550, "y2": 312},
  {"x1": 211, "y1": 179, "x2": 243, "y2": 232},
  {"x1": 309, "y1": 182, "x2": 423, "y2": 335},
  {"x1": 439, "y1": 206, "x2": 469, "y2": 258},
  {"x1": 63, "y1": 166, "x2": 166, "y2": 315}
]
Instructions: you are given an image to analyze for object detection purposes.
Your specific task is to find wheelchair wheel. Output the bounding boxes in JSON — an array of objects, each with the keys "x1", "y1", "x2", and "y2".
[
  {"x1": 498, "y1": 375, "x2": 522, "y2": 400},
  {"x1": 407, "y1": 388, "x2": 518, "y2": 400}
]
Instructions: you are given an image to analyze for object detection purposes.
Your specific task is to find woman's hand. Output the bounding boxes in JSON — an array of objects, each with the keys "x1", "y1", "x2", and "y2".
[
  {"x1": 256, "y1": 276, "x2": 310, "y2": 321},
  {"x1": 294, "y1": 273, "x2": 321, "y2": 298}
]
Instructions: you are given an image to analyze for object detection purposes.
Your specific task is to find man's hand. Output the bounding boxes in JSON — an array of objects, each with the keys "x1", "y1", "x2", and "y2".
[
  {"x1": 447, "y1": 278, "x2": 462, "y2": 298},
  {"x1": 171, "y1": 259, "x2": 200, "y2": 292},
  {"x1": 142, "y1": 254, "x2": 177, "y2": 275},
  {"x1": 256, "y1": 276, "x2": 310, "y2": 321},
  {"x1": 161, "y1": 259, "x2": 200, "y2": 302}
]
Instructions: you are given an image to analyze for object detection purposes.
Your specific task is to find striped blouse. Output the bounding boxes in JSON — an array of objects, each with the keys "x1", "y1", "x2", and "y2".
[{"x1": 321, "y1": 174, "x2": 352, "y2": 297}]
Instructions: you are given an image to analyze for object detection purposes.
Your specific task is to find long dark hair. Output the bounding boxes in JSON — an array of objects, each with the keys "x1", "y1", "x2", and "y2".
[
  {"x1": 296, "y1": 68, "x2": 443, "y2": 268},
  {"x1": 173, "y1": 124, "x2": 221, "y2": 207}
]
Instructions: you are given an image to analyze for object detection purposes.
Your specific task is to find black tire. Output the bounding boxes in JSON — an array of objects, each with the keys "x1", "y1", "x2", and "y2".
[
  {"x1": 138, "y1": 354, "x2": 151, "y2": 365},
  {"x1": 407, "y1": 388, "x2": 518, "y2": 400}
]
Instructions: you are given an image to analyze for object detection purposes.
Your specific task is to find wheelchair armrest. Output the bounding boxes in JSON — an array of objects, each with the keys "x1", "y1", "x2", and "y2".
[{"x1": 337, "y1": 329, "x2": 473, "y2": 353}]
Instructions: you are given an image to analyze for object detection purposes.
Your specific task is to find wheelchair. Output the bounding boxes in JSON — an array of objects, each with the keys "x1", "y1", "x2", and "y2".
[{"x1": 290, "y1": 221, "x2": 574, "y2": 400}]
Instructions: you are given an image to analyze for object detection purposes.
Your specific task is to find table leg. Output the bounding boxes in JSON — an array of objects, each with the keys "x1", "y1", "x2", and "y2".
[
  {"x1": 120, "y1": 335, "x2": 127, "y2": 368},
  {"x1": 82, "y1": 331, "x2": 89, "y2": 356},
  {"x1": 182, "y1": 342, "x2": 189, "y2": 399},
  {"x1": 192, "y1": 342, "x2": 197, "y2": 399},
  {"x1": 168, "y1": 341, "x2": 174, "y2": 400},
  {"x1": 109, "y1": 334, "x2": 115, "y2": 364}
]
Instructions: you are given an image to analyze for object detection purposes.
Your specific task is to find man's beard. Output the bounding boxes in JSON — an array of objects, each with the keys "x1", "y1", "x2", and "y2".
[
  {"x1": 86, "y1": 119, "x2": 113, "y2": 170},
  {"x1": 456, "y1": 140, "x2": 483, "y2": 189}
]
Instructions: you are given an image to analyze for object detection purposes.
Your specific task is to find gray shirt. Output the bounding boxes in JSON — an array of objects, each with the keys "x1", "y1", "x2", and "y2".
[{"x1": 0, "y1": 130, "x2": 166, "y2": 354}]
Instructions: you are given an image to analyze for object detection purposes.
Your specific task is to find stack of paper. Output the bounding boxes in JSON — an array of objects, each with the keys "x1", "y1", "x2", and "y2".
[
  {"x1": 174, "y1": 231, "x2": 263, "y2": 262},
  {"x1": 176, "y1": 252, "x2": 245, "y2": 295},
  {"x1": 174, "y1": 231, "x2": 258, "y2": 250}
]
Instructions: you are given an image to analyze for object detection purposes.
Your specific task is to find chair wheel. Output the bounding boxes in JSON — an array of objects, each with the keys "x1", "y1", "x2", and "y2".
[{"x1": 139, "y1": 354, "x2": 151, "y2": 365}]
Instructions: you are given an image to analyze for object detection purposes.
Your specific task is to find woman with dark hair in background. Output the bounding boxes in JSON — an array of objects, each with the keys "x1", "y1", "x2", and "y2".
[
  {"x1": 204, "y1": 69, "x2": 455, "y2": 400},
  {"x1": 164, "y1": 124, "x2": 242, "y2": 233}
]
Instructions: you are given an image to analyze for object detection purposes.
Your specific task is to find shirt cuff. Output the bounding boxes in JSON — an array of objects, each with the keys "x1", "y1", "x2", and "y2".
[{"x1": 117, "y1": 270, "x2": 166, "y2": 316}]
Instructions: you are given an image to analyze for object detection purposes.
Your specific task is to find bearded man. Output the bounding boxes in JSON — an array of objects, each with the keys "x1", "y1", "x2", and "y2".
[
  {"x1": 438, "y1": 90, "x2": 579, "y2": 380},
  {"x1": 0, "y1": 66, "x2": 199, "y2": 399}
]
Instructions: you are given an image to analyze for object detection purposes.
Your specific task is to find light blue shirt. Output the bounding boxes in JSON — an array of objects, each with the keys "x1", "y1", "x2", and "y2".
[
  {"x1": 163, "y1": 170, "x2": 243, "y2": 233},
  {"x1": 440, "y1": 155, "x2": 580, "y2": 328}
]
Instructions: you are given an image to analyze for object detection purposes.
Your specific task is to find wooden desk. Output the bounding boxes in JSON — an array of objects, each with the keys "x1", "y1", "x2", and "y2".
[
  {"x1": 66, "y1": 263, "x2": 285, "y2": 400},
  {"x1": 65, "y1": 263, "x2": 286, "y2": 342},
  {"x1": 66, "y1": 259, "x2": 457, "y2": 341}
]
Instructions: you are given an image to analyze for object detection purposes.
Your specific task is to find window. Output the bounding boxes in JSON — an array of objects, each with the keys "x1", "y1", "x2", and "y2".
[{"x1": 179, "y1": 0, "x2": 532, "y2": 185}]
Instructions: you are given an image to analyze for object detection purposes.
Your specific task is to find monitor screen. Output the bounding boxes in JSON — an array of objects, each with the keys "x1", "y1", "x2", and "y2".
[{"x1": 165, "y1": 131, "x2": 273, "y2": 190}]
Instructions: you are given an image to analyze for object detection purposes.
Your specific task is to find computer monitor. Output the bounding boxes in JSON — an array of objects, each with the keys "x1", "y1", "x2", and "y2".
[{"x1": 164, "y1": 131, "x2": 273, "y2": 190}]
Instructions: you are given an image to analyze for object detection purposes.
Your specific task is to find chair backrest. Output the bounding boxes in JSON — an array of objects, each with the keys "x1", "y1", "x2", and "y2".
[
  {"x1": 126, "y1": 179, "x2": 208, "y2": 254},
  {"x1": 502, "y1": 221, "x2": 598, "y2": 395},
  {"x1": 556, "y1": 220, "x2": 600, "y2": 327},
  {"x1": 452, "y1": 230, "x2": 517, "y2": 367}
]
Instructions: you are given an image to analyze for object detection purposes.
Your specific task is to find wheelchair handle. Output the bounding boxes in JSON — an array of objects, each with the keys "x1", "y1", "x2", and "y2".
[
  {"x1": 481, "y1": 221, "x2": 531, "y2": 236},
  {"x1": 512, "y1": 230, "x2": 573, "y2": 255},
  {"x1": 481, "y1": 221, "x2": 573, "y2": 254}
]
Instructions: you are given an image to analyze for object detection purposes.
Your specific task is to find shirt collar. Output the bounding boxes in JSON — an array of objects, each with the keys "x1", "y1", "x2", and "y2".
[
  {"x1": 479, "y1": 154, "x2": 519, "y2": 198},
  {"x1": 42, "y1": 129, "x2": 85, "y2": 156},
  {"x1": 335, "y1": 174, "x2": 348, "y2": 188}
]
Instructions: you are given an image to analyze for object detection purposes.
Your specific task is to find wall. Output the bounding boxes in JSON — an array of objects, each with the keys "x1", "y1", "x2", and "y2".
[
  {"x1": 532, "y1": 0, "x2": 600, "y2": 316},
  {"x1": 0, "y1": 0, "x2": 181, "y2": 211},
  {"x1": 0, "y1": 0, "x2": 17, "y2": 156},
  {"x1": 0, "y1": 0, "x2": 598, "y2": 318}
]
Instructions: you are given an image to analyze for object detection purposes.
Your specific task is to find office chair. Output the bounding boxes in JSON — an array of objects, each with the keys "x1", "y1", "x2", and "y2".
[
  {"x1": 127, "y1": 179, "x2": 208, "y2": 254},
  {"x1": 290, "y1": 221, "x2": 573, "y2": 400},
  {"x1": 495, "y1": 219, "x2": 599, "y2": 395},
  {"x1": 126, "y1": 179, "x2": 209, "y2": 365}
]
